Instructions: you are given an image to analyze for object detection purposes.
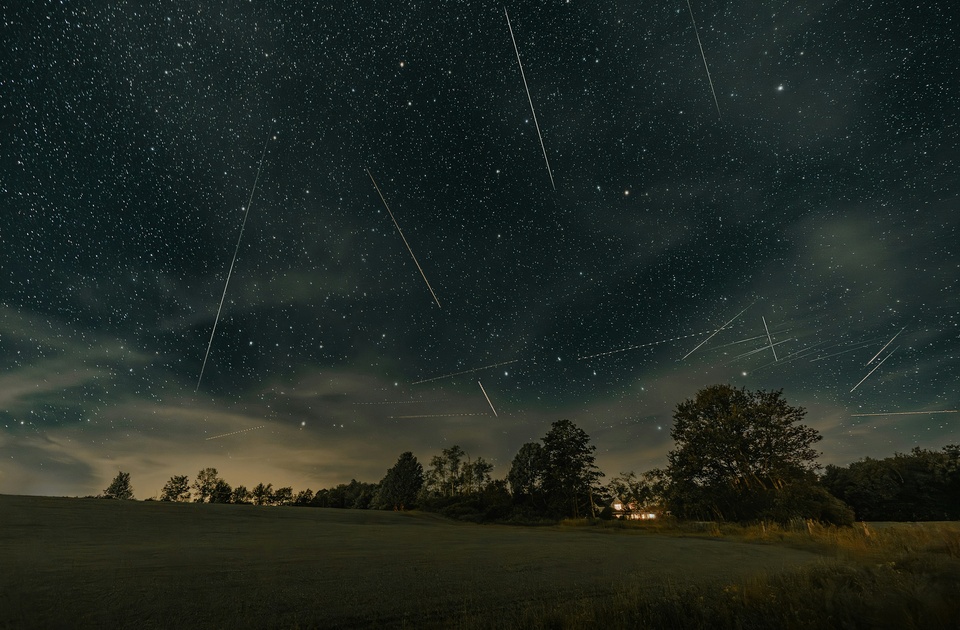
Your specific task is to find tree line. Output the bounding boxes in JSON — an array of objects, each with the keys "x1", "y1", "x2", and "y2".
[{"x1": 99, "y1": 384, "x2": 960, "y2": 524}]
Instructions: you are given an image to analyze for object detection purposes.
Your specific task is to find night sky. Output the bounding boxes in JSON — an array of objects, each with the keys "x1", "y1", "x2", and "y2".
[{"x1": 3, "y1": 1, "x2": 958, "y2": 498}]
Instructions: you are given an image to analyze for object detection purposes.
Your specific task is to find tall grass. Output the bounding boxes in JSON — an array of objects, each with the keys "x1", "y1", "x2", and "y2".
[{"x1": 481, "y1": 520, "x2": 960, "y2": 629}]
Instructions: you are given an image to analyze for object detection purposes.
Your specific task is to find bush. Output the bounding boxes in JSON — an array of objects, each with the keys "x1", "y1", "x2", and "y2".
[{"x1": 767, "y1": 483, "x2": 855, "y2": 526}]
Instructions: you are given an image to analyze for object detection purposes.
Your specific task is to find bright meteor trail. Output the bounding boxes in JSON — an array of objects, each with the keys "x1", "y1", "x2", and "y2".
[
  {"x1": 478, "y1": 380, "x2": 499, "y2": 417},
  {"x1": 367, "y1": 169, "x2": 441, "y2": 309},
  {"x1": 412, "y1": 359, "x2": 519, "y2": 385},
  {"x1": 681, "y1": 300, "x2": 755, "y2": 360},
  {"x1": 685, "y1": 0, "x2": 721, "y2": 118},
  {"x1": 851, "y1": 410, "x2": 959, "y2": 417},
  {"x1": 505, "y1": 7, "x2": 555, "y2": 190},
  {"x1": 196, "y1": 135, "x2": 271, "y2": 392},
  {"x1": 867, "y1": 327, "x2": 906, "y2": 365},
  {"x1": 850, "y1": 346, "x2": 899, "y2": 392}
]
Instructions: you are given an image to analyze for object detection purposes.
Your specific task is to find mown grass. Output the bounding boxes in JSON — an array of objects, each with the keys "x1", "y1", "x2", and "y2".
[{"x1": 1, "y1": 494, "x2": 958, "y2": 628}]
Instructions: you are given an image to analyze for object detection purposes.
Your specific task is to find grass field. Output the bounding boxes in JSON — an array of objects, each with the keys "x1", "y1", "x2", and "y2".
[{"x1": 2, "y1": 495, "x2": 958, "y2": 628}]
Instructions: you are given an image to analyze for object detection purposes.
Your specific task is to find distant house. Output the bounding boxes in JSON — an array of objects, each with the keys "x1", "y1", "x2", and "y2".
[{"x1": 610, "y1": 498, "x2": 658, "y2": 520}]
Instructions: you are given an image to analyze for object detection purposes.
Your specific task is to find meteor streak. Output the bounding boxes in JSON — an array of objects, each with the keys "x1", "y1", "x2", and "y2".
[
  {"x1": 728, "y1": 338, "x2": 793, "y2": 363},
  {"x1": 205, "y1": 425, "x2": 266, "y2": 441},
  {"x1": 389, "y1": 413, "x2": 489, "y2": 419},
  {"x1": 197, "y1": 135, "x2": 271, "y2": 392},
  {"x1": 366, "y1": 169, "x2": 441, "y2": 308},
  {"x1": 685, "y1": 0, "x2": 721, "y2": 118},
  {"x1": 850, "y1": 346, "x2": 899, "y2": 392},
  {"x1": 866, "y1": 327, "x2": 906, "y2": 365},
  {"x1": 504, "y1": 7, "x2": 555, "y2": 190},
  {"x1": 478, "y1": 380, "x2": 499, "y2": 417},
  {"x1": 352, "y1": 400, "x2": 446, "y2": 406},
  {"x1": 851, "y1": 410, "x2": 959, "y2": 417},
  {"x1": 751, "y1": 340, "x2": 829, "y2": 372},
  {"x1": 579, "y1": 328, "x2": 733, "y2": 361},
  {"x1": 681, "y1": 301, "x2": 755, "y2": 360},
  {"x1": 412, "y1": 359, "x2": 519, "y2": 385},
  {"x1": 762, "y1": 316, "x2": 778, "y2": 361},
  {"x1": 809, "y1": 338, "x2": 882, "y2": 362}
]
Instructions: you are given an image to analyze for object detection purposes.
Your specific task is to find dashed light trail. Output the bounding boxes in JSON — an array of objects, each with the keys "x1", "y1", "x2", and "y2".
[
  {"x1": 205, "y1": 425, "x2": 266, "y2": 441},
  {"x1": 681, "y1": 301, "x2": 755, "y2": 360}
]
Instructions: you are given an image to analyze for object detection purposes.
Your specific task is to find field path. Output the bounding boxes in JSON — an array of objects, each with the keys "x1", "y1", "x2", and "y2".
[{"x1": 0, "y1": 495, "x2": 826, "y2": 628}]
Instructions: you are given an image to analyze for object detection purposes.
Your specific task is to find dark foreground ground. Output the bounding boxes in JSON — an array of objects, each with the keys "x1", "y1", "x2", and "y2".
[{"x1": 0, "y1": 494, "x2": 832, "y2": 628}]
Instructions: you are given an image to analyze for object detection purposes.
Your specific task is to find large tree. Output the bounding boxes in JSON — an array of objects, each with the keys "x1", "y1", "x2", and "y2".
[
  {"x1": 507, "y1": 442, "x2": 548, "y2": 499},
  {"x1": 103, "y1": 471, "x2": 134, "y2": 500},
  {"x1": 209, "y1": 479, "x2": 233, "y2": 504},
  {"x1": 424, "y1": 445, "x2": 467, "y2": 498},
  {"x1": 666, "y1": 385, "x2": 822, "y2": 521},
  {"x1": 231, "y1": 485, "x2": 251, "y2": 504},
  {"x1": 251, "y1": 482, "x2": 273, "y2": 506},
  {"x1": 542, "y1": 419, "x2": 604, "y2": 518},
  {"x1": 376, "y1": 451, "x2": 424, "y2": 510},
  {"x1": 464, "y1": 456, "x2": 494, "y2": 494},
  {"x1": 192, "y1": 468, "x2": 223, "y2": 503},
  {"x1": 160, "y1": 475, "x2": 191, "y2": 502},
  {"x1": 272, "y1": 486, "x2": 294, "y2": 506}
]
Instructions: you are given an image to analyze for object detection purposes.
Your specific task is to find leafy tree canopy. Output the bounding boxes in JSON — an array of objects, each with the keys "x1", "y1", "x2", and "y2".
[
  {"x1": 666, "y1": 385, "x2": 822, "y2": 521},
  {"x1": 376, "y1": 451, "x2": 424, "y2": 511},
  {"x1": 104, "y1": 471, "x2": 134, "y2": 500},
  {"x1": 160, "y1": 475, "x2": 191, "y2": 502}
]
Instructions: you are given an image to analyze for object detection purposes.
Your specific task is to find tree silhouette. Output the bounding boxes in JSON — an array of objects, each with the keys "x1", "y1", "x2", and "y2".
[
  {"x1": 666, "y1": 385, "x2": 822, "y2": 521},
  {"x1": 104, "y1": 471, "x2": 134, "y2": 500},
  {"x1": 376, "y1": 451, "x2": 424, "y2": 510},
  {"x1": 507, "y1": 442, "x2": 547, "y2": 500},
  {"x1": 160, "y1": 475, "x2": 190, "y2": 502},
  {"x1": 192, "y1": 468, "x2": 222, "y2": 503},
  {"x1": 251, "y1": 482, "x2": 273, "y2": 506},
  {"x1": 541, "y1": 419, "x2": 603, "y2": 518}
]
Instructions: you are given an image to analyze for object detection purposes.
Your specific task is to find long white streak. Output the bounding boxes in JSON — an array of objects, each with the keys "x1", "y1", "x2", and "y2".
[
  {"x1": 762, "y1": 316, "x2": 778, "y2": 361},
  {"x1": 685, "y1": 0, "x2": 721, "y2": 118},
  {"x1": 681, "y1": 300, "x2": 756, "y2": 360},
  {"x1": 850, "y1": 346, "x2": 899, "y2": 392},
  {"x1": 205, "y1": 425, "x2": 266, "y2": 441},
  {"x1": 505, "y1": 7, "x2": 555, "y2": 190},
  {"x1": 366, "y1": 169, "x2": 441, "y2": 308},
  {"x1": 579, "y1": 328, "x2": 728, "y2": 361},
  {"x1": 352, "y1": 400, "x2": 447, "y2": 406},
  {"x1": 780, "y1": 340, "x2": 829, "y2": 360},
  {"x1": 851, "y1": 410, "x2": 959, "y2": 417},
  {"x1": 751, "y1": 341, "x2": 829, "y2": 372},
  {"x1": 809, "y1": 339, "x2": 881, "y2": 362},
  {"x1": 413, "y1": 359, "x2": 519, "y2": 385},
  {"x1": 389, "y1": 413, "x2": 489, "y2": 419},
  {"x1": 197, "y1": 135, "x2": 271, "y2": 392},
  {"x1": 728, "y1": 338, "x2": 793, "y2": 363},
  {"x1": 714, "y1": 333, "x2": 774, "y2": 348},
  {"x1": 477, "y1": 380, "x2": 499, "y2": 417},
  {"x1": 867, "y1": 326, "x2": 906, "y2": 365}
]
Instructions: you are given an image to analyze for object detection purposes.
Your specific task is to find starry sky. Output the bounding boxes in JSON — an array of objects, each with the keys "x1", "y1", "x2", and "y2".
[{"x1": 3, "y1": 1, "x2": 958, "y2": 498}]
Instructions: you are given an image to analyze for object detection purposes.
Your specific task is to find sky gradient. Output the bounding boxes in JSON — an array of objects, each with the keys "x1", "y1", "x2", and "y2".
[{"x1": 3, "y1": 1, "x2": 957, "y2": 498}]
